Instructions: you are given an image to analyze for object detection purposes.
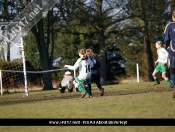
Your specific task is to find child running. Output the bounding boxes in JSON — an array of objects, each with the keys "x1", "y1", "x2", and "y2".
[
  {"x1": 64, "y1": 48, "x2": 93, "y2": 98},
  {"x1": 152, "y1": 41, "x2": 173, "y2": 87},
  {"x1": 86, "y1": 49, "x2": 104, "y2": 96}
]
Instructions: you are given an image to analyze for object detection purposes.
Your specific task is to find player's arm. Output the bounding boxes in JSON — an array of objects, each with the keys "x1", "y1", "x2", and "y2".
[
  {"x1": 89, "y1": 59, "x2": 94, "y2": 69},
  {"x1": 161, "y1": 51, "x2": 169, "y2": 66},
  {"x1": 154, "y1": 60, "x2": 158, "y2": 65},
  {"x1": 93, "y1": 57, "x2": 100, "y2": 68},
  {"x1": 64, "y1": 59, "x2": 81, "y2": 70},
  {"x1": 163, "y1": 23, "x2": 171, "y2": 47}
]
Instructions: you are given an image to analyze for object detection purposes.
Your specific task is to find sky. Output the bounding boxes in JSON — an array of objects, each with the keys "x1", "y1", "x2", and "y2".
[
  {"x1": 10, "y1": 46, "x2": 21, "y2": 60},
  {"x1": 1, "y1": 42, "x2": 21, "y2": 61}
]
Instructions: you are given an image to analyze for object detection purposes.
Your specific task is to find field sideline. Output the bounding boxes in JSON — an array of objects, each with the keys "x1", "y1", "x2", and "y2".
[{"x1": 0, "y1": 81, "x2": 175, "y2": 132}]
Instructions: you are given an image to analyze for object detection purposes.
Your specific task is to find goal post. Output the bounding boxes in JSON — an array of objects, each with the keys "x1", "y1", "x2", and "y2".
[
  {"x1": 0, "y1": 70, "x2": 2, "y2": 95},
  {"x1": 0, "y1": 22, "x2": 28, "y2": 96},
  {"x1": 21, "y1": 35, "x2": 28, "y2": 96}
]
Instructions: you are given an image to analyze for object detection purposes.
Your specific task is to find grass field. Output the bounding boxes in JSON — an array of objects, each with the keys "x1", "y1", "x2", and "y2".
[{"x1": 0, "y1": 81, "x2": 175, "y2": 132}]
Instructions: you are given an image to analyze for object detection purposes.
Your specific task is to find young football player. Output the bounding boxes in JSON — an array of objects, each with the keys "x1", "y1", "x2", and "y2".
[
  {"x1": 152, "y1": 41, "x2": 173, "y2": 88},
  {"x1": 64, "y1": 48, "x2": 93, "y2": 98},
  {"x1": 86, "y1": 49, "x2": 104, "y2": 96}
]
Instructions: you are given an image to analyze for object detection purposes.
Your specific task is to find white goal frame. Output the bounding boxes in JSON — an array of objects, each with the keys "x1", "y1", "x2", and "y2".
[{"x1": 0, "y1": 22, "x2": 28, "y2": 96}]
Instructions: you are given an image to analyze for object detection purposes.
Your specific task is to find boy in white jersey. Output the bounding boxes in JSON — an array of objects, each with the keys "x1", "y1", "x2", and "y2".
[
  {"x1": 64, "y1": 48, "x2": 93, "y2": 98},
  {"x1": 152, "y1": 41, "x2": 173, "y2": 87}
]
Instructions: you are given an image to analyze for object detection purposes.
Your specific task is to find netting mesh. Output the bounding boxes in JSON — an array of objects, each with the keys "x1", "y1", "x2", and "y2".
[
  {"x1": 0, "y1": 27, "x2": 75, "y2": 94},
  {"x1": 0, "y1": 59, "x2": 24, "y2": 92},
  {"x1": 0, "y1": 23, "x2": 26, "y2": 93}
]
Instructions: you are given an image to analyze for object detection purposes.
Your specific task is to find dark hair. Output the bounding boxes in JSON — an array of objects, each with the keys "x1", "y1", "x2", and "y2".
[{"x1": 172, "y1": 9, "x2": 175, "y2": 18}]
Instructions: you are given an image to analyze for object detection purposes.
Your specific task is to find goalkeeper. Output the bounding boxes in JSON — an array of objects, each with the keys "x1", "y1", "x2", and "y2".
[{"x1": 58, "y1": 71, "x2": 74, "y2": 93}]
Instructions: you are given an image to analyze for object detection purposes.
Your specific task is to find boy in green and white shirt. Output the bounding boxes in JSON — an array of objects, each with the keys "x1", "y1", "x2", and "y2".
[{"x1": 152, "y1": 41, "x2": 173, "y2": 87}]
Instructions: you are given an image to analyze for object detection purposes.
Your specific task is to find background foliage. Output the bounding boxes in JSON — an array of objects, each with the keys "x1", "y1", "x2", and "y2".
[{"x1": 0, "y1": 0, "x2": 173, "y2": 88}]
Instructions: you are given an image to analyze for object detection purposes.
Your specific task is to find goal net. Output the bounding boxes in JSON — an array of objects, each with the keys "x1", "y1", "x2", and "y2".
[
  {"x1": 0, "y1": 22, "x2": 28, "y2": 96},
  {"x1": 0, "y1": 24, "x2": 77, "y2": 96},
  {"x1": 0, "y1": 0, "x2": 68, "y2": 96},
  {"x1": 0, "y1": 25, "x2": 76, "y2": 95}
]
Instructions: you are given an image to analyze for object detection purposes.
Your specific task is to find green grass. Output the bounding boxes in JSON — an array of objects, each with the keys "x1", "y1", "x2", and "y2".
[{"x1": 0, "y1": 81, "x2": 175, "y2": 132}]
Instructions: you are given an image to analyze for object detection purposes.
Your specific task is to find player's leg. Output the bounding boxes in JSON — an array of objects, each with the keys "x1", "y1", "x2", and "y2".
[
  {"x1": 93, "y1": 74, "x2": 104, "y2": 96},
  {"x1": 68, "y1": 81, "x2": 74, "y2": 92},
  {"x1": 83, "y1": 80, "x2": 91, "y2": 98},
  {"x1": 96, "y1": 82, "x2": 104, "y2": 96},
  {"x1": 152, "y1": 63, "x2": 160, "y2": 86},
  {"x1": 161, "y1": 64, "x2": 173, "y2": 87},
  {"x1": 58, "y1": 84, "x2": 66, "y2": 93},
  {"x1": 152, "y1": 70, "x2": 160, "y2": 86},
  {"x1": 170, "y1": 68, "x2": 175, "y2": 98},
  {"x1": 88, "y1": 76, "x2": 93, "y2": 96},
  {"x1": 167, "y1": 55, "x2": 175, "y2": 97},
  {"x1": 73, "y1": 77, "x2": 87, "y2": 98}
]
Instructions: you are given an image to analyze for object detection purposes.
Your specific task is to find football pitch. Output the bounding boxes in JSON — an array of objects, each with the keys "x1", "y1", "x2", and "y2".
[{"x1": 0, "y1": 81, "x2": 175, "y2": 132}]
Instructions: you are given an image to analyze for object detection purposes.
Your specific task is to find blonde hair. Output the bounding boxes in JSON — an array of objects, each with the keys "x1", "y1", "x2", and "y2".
[{"x1": 156, "y1": 41, "x2": 163, "y2": 47}]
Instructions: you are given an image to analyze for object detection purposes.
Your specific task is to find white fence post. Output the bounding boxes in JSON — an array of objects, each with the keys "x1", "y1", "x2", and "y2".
[
  {"x1": 74, "y1": 68, "x2": 76, "y2": 92},
  {"x1": 74, "y1": 68, "x2": 76, "y2": 79},
  {"x1": 0, "y1": 70, "x2": 2, "y2": 95},
  {"x1": 136, "y1": 63, "x2": 139, "y2": 82}
]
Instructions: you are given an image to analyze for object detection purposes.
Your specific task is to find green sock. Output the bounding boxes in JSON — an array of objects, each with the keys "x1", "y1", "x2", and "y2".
[
  {"x1": 77, "y1": 84, "x2": 85, "y2": 92},
  {"x1": 84, "y1": 85, "x2": 90, "y2": 96},
  {"x1": 166, "y1": 79, "x2": 173, "y2": 86},
  {"x1": 154, "y1": 78, "x2": 159, "y2": 83}
]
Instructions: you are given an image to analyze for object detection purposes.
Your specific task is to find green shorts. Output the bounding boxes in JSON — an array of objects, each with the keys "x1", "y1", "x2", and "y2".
[
  {"x1": 75, "y1": 77, "x2": 86, "y2": 84},
  {"x1": 155, "y1": 62, "x2": 167, "y2": 73},
  {"x1": 75, "y1": 77, "x2": 89, "y2": 84}
]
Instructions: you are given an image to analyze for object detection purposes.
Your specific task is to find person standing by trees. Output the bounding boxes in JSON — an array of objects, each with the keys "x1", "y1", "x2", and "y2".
[
  {"x1": 163, "y1": 9, "x2": 175, "y2": 98},
  {"x1": 86, "y1": 49, "x2": 104, "y2": 96},
  {"x1": 64, "y1": 48, "x2": 93, "y2": 98},
  {"x1": 152, "y1": 41, "x2": 173, "y2": 88}
]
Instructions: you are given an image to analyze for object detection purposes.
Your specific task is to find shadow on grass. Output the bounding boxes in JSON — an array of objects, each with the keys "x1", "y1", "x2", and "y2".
[{"x1": 0, "y1": 85, "x2": 173, "y2": 106}]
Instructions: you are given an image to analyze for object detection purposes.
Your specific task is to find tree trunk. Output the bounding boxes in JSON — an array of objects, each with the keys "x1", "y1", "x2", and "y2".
[
  {"x1": 95, "y1": 0, "x2": 107, "y2": 85},
  {"x1": 144, "y1": 36, "x2": 154, "y2": 81},
  {"x1": 99, "y1": 29, "x2": 107, "y2": 85},
  {"x1": 141, "y1": 0, "x2": 154, "y2": 81},
  {"x1": 31, "y1": 20, "x2": 53, "y2": 90}
]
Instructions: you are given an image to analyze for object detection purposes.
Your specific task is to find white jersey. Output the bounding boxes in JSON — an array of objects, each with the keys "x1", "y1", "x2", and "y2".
[
  {"x1": 157, "y1": 48, "x2": 168, "y2": 63},
  {"x1": 67, "y1": 58, "x2": 94, "y2": 80}
]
